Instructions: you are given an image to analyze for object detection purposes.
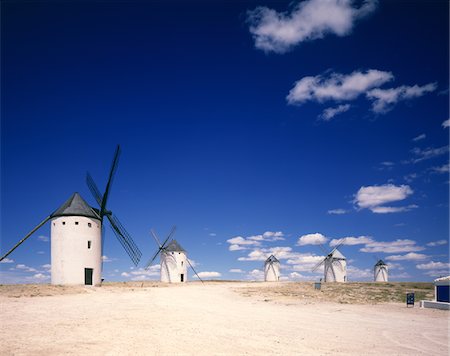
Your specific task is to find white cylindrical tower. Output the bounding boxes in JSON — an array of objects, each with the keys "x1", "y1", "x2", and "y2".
[
  {"x1": 50, "y1": 193, "x2": 102, "y2": 286},
  {"x1": 374, "y1": 260, "x2": 388, "y2": 282},
  {"x1": 264, "y1": 255, "x2": 280, "y2": 281},
  {"x1": 324, "y1": 250, "x2": 347, "y2": 282},
  {"x1": 160, "y1": 240, "x2": 188, "y2": 283}
]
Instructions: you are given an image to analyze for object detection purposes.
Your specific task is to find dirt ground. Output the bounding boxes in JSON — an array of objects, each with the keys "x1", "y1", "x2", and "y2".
[{"x1": 0, "y1": 282, "x2": 448, "y2": 355}]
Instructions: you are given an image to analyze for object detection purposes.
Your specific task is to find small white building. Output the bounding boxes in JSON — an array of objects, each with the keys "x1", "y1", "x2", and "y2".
[
  {"x1": 374, "y1": 259, "x2": 388, "y2": 282},
  {"x1": 160, "y1": 240, "x2": 188, "y2": 283},
  {"x1": 421, "y1": 276, "x2": 450, "y2": 310},
  {"x1": 264, "y1": 255, "x2": 280, "y2": 282},
  {"x1": 51, "y1": 192, "x2": 102, "y2": 286},
  {"x1": 324, "y1": 249, "x2": 347, "y2": 283}
]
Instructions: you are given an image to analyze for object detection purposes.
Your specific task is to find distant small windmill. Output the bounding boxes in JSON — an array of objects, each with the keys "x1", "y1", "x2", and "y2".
[
  {"x1": 312, "y1": 240, "x2": 347, "y2": 283},
  {"x1": 145, "y1": 226, "x2": 203, "y2": 283},
  {"x1": 264, "y1": 255, "x2": 280, "y2": 282},
  {"x1": 0, "y1": 145, "x2": 142, "y2": 285},
  {"x1": 374, "y1": 259, "x2": 388, "y2": 282}
]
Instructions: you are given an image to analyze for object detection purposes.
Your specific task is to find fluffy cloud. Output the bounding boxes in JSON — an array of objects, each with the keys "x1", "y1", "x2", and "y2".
[
  {"x1": 329, "y1": 236, "x2": 373, "y2": 247},
  {"x1": 246, "y1": 269, "x2": 264, "y2": 280},
  {"x1": 319, "y1": 104, "x2": 351, "y2": 121},
  {"x1": 238, "y1": 246, "x2": 298, "y2": 261},
  {"x1": 416, "y1": 261, "x2": 450, "y2": 270},
  {"x1": 229, "y1": 269, "x2": 244, "y2": 273},
  {"x1": 287, "y1": 69, "x2": 393, "y2": 105},
  {"x1": 15, "y1": 264, "x2": 38, "y2": 273},
  {"x1": 247, "y1": 0, "x2": 378, "y2": 53},
  {"x1": 286, "y1": 254, "x2": 325, "y2": 272},
  {"x1": 367, "y1": 83, "x2": 437, "y2": 113},
  {"x1": 431, "y1": 163, "x2": 450, "y2": 174},
  {"x1": 409, "y1": 145, "x2": 449, "y2": 164},
  {"x1": 297, "y1": 233, "x2": 328, "y2": 246},
  {"x1": 0, "y1": 258, "x2": 14, "y2": 264},
  {"x1": 195, "y1": 271, "x2": 221, "y2": 279},
  {"x1": 426, "y1": 240, "x2": 448, "y2": 247},
  {"x1": 121, "y1": 272, "x2": 131, "y2": 277},
  {"x1": 327, "y1": 208, "x2": 348, "y2": 215},
  {"x1": 227, "y1": 231, "x2": 284, "y2": 251},
  {"x1": 354, "y1": 184, "x2": 414, "y2": 213},
  {"x1": 347, "y1": 265, "x2": 372, "y2": 279},
  {"x1": 442, "y1": 119, "x2": 450, "y2": 128},
  {"x1": 385, "y1": 252, "x2": 428, "y2": 261},
  {"x1": 360, "y1": 239, "x2": 424, "y2": 253},
  {"x1": 412, "y1": 134, "x2": 426, "y2": 142},
  {"x1": 32, "y1": 273, "x2": 49, "y2": 280}
]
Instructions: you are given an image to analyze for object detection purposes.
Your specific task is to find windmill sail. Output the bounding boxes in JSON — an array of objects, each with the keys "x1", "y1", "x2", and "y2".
[
  {"x1": 86, "y1": 145, "x2": 142, "y2": 266},
  {"x1": 0, "y1": 216, "x2": 51, "y2": 262}
]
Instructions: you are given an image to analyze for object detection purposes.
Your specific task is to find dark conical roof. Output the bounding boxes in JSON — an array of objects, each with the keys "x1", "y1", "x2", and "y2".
[
  {"x1": 265, "y1": 255, "x2": 279, "y2": 263},
  {"x1": 51, "y1": 192, "x2": 100, "y2": 220},
  {"x1": 375, "y1": 259, "x2": 387, "y2": 266},
  {"x1": 164, "y1": 239, "x2": 185, "y2": 252}
]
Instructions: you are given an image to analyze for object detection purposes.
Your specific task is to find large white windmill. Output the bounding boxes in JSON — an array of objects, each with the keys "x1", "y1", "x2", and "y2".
[
  {"x1": 312, "y1": 241, "x2": 347, "y2": 283},
  {"x1": 374, "y1": 259, "x2": 388, "y2": 282},
  {"x1": 0, "y1": 145, "x2": 142, "y2": 285},
  {"x1": 264, "y1": 255, "x2": 280, "y2": 282},
  {"x1": 145, "y1": 227, "x2": 203, "y2": 283}
]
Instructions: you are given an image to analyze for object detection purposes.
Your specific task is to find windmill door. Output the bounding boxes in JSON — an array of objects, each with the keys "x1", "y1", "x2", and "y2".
[
  {"x1": 180, "y1": 274, "x2": 184, "y2": 282},
  {"x1": 84, "y1": 268, "x2": 93, "y2": 285}
]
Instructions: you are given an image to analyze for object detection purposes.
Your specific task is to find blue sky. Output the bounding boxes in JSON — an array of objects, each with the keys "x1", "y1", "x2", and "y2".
[{"x1": 1, "y1": 0, "x2": 448, "y2": 283}]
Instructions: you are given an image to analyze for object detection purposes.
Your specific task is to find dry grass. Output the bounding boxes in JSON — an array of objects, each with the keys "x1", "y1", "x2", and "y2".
[
  {"x1": 237, "y1": 282, "x2": 434, "y2": 304},
  {"x1": 0, "y1": 281, "x2": 434, "y2": 304}
]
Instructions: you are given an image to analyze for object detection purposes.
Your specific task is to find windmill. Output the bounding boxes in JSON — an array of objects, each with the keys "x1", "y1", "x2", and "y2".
[
  {"x1": 0, "y1": 145, "x2": 142, "y2": 286},
  {"x1": 374, "y1": 259, "x2": 388, "y2": 282},
  {"x1": 264, "y1": 255, "x2": 280, "y2": 282},
  {"x1": 145, "y1": 226, "x2": 203, "y2": 283},
  {"x1": 312, "y1": 239, "x2": 347, "y2": 283}
]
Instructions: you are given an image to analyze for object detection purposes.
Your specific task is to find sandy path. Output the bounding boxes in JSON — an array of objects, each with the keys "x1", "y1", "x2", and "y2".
[{"x1": 0, "y1": 283, "x2": 448, "y2": 355}]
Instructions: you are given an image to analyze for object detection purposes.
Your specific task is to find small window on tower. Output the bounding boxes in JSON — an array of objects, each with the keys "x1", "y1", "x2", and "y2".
[
  {"x1": 62, "y1": 221, "x2": 66, "y2": 225},
  {"x1": 88, "y1": 223, "x2": 92, "y2": 228},
  {"x1": 75, "y1": 221, "x2": 79, "y2": 225},
  {"x1": 88, "y1": 241, "x2": 92, "y2": 249},
  {"x1": 181, "y1": 261, "x2": 184, "y2": 266}
]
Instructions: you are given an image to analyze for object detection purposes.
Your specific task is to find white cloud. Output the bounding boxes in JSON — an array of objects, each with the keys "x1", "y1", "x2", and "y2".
[
  {"x1": 360, "y1": 239, "x2": 424, "y2": 253},
  {"x1": 238, "y1": 246, "x2": 298, "y2": 261},
  {"x1": 431, "y1": 163, "x2": 450, "y2": 174},
  {"x1": 354, "y1": 184, "x2": 414, "y2": 213},
  {"x1": 15, "y1": 264, "x2": 38, "y2": 273},
  {"x1": 195, "y1": 271, "x2": 221, "y2": 279},
  {"x1": 319, "y1": 104, "x2": 351, "y2": 121},
  {"x1": 370, "y1": 205, "x2": 417, "y2": 214},
  {"x1": 31, "y1": 273, "x2": 48, "y2": 280},
  {"x1": 102, "y1": 255, "x2": 114, "y2": 262},
  {"x1": 389, "y1": 272, "x2": 411, "y2": 279},
  {"x1": 229, "y1": 269, "x2": 244, "y2": 273},
  {"x1": 297, "y1": 233, "x2": 328, "y2": 246},
  {"x1": 423, "y1": 270, "x2": 449, "y2": 277},
  {"x1": 347, "y1": 265, "x2": 372, "y2": 279},
  {"x1": 286, "y1": 254, "x2": 325, "y2": 272},
  {"x1": 288, "y1": 272, "x2": 308, "y2": 280},
  {"x1": 426, "y1": 240, "x2": 448, "y2": 247},
  {"x1": 121, "y1": 272, "x2": 131, "y2": 277},
  {"x1": 367, "y1": 82, "x2": 437, "y2": 113},
  {"x1": 227, "y1": 236, "x2": 259, "y2": 246},
  {"x1": 412, "y1": 134, "x2": 426, "y2": 142},
  {"x1": 327, "y1": 208, "x2": 348, "y2": 215},
  {"x1": 0, "y1": 258, "x2": 14, "y2": 264},
  {"x1": 41, "y1": 264, "x2": 51, "y2": 270},
  {"x1": 410, "y1": 146, "x2": 449, "y2": 163},
  {"x1": 385, "y1": 252, "x2": 428, "y2": 261},
  {"x1": 329, "y1": 236, "x2": 373, "y2": 247},
  {"x1": 209, "y1": 233, "x2": 217, "y2": 237},
  {"x1": 229, "y1": 244, "x2": 248, "y2": 251},
  {"x1": 247, "y1": 0, "x2": 378, "y2": 53},
  {"x1": 416, "y1": 261, "x2": 450, "y2": 270},
  {"x1": 37, "y1": 235, "x2": 49, "y2": 242},
  {"x1": 442, "y1": 119, "x2": 450, "y2": 128},
  {"x1": 287, "y1": 69, "x2": 393, "y2": 105},
  {"x1": 246, "y1": 269, "x2": 264, "y2": 280}
]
